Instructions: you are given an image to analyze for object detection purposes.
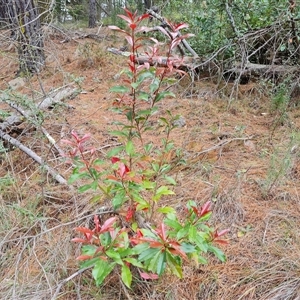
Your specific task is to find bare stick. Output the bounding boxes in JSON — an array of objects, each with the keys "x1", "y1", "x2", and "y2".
[
  {"x1": 191, "y1": 136, "x2": 255, "y2": 159},
  {"x1": 146, "y1": 8, "x2": 199, "y2": 57},
  {"x1": 0, "y1": 129, "x2": 67, "y2": 185},
  {"x1": 51, "y1": 267, "x2": 92, "y2": 300}
]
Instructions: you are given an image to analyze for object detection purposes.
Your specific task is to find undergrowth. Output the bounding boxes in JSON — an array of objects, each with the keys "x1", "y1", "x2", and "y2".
[{"x1": 63, "y1": 9, "x2": 229, "y2": 289}]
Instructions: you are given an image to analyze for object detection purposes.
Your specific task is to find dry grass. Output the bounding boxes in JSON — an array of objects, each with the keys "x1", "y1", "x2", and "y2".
[{"x1": 1, "y1": 26, "x2": 300, "y2": 300}]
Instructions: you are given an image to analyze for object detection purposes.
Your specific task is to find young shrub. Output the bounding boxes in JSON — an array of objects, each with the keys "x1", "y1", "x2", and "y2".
[{"x1": 63, "y1": 8, "x2": 228, "y2": 289}]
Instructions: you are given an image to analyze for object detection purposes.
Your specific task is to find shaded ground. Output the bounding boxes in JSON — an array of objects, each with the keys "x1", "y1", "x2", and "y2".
[{"x1": 1, "y1": 26, "x2": 300, "y2": 300}]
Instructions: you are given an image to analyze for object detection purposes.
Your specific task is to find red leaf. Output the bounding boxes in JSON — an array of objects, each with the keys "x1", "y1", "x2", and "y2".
[
  {"x1": 125, "y1": 35, "x2": 133, "y2": 46},
  {"x1": 159, "y1": 223, "x2": 167, "y2": 241},
  {"x1": 129, "y1": 54, "x2": 135, "y2": 63},
  {"x1": 137, "y1": 14, "x2": 150, "y2": 22},
  {"x1": 174, "y1": 23, "x2": 189, "y2": 31},
  {"x1": 107, "y1": 175, "x2": 119, "y2": 181},
  {"x1": 126, "y1": 204, "x2": 137, "y2": 222},
  {"x1": 118, "y1": 14, "x2": 133, "y2": 24},
  {"x1": 139, "y1": 271, "x2": 159, "y2": 280},
  {"x1": 124, "y1": 8, "x2": 134, "y2": 20},
  {"x1": 149, "y1": 241, "x2": 164, "y2": 248},
  {"x1": 192, "y1": 206, "x2": 199, "y2": 216},
  {"x1": 71, "y1": 130, "x2": 80, "y2": 142},
  {"x1": 216, "y1": 229, "x2": 230, "y2": 237},
  {"x1": 100, "y1": 216, "x2": 117, "y2": 233},
  {"x1": 200, "y1": 201, "x2": 211, "y2": 217},
  {"x1": 108, "y1": 25, "x2": 128, "y2": 35},
  {"x1": 74, "y1": 227, "x2": 94, "y2": 235},
  {"x1": 168, "y1": 243, "x2": 188, "y2": 261},
  {"x1": 111, "y1": 157, "x2": 120, "y2": 164},
  {"x1": 118, "y1": 162, "x2": 130, "y2": 178},
  {"x1": 76, "y1": 255, "x2": 93, "y2": 261},
  {"x1": 213, "y1": 239, "x2": 229, "y2": 245},
  {"x1": 130, "y1": 23, "x2": 137, "y2": 30},
  {"x1": 94, "y1": 215, "x2": 101, "y2": 232}
]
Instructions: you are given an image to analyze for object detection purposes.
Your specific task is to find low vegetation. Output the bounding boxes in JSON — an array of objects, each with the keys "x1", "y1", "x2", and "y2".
[{"x1": 0, "y1": 2, "x2": 300, "y2": 300}]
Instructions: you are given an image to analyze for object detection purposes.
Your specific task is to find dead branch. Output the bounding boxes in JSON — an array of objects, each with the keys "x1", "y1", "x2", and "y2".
[
  {"x1": 0, "y1": 86, "x2": 78, "y2": 184},
  {"x1": 0, "y1": 129, "x2": 67, "y2": 185},
  {"x1": 7, "y1": 101, "x2": 65, "y2": 157},
  {"x1": 146, "y1": 8, "x2": 199, "y2": 57},
  {"x1": 225, "y1": 62, "x2": 299, "y2": 78},
  {"x1": 38, "y1": 86, "x2": 79, "y2": 109},
  {"x1": 107, "y1": 47, "x2": 200, "y2": 68},
  {"x1": 191, "y1": 136, "x2": 255, "y2": 160}
]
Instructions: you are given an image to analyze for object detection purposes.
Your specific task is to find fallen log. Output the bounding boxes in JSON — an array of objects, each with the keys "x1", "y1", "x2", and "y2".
[{"x1": 224, "y1": 62, "x2": 300, "y2": 85}]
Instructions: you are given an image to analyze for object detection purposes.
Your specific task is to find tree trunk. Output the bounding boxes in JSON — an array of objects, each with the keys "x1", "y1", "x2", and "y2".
[
  {"x1": 88, "y1": 0, "x2": 97, "y2": 28},
  {"x1": 4, "y1": 0, "x2": 45, "y2": 74}
]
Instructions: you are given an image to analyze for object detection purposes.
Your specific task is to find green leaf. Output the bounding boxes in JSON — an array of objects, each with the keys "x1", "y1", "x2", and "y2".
[
  {"x1": 148, "y1": 250, "x2": 161, "y2": 273},
  {"x1": 125, "y1": 140, "x2": 134, "y2": 156},
  {"x1": 112, "y1": 190, "x2": 127, "y2": 209},
  {"x1": 131, "y1": 243, "x2": 150, "y2": 255},
  {"x1": 180, "y1": 242, "x2": 196, "y2": 253},
  {"x1": 106, "y1": 249, "x2": 123, "y2": 265},
  {"x1": 107, "y1": 146, "x2": 124, "y2": 158},
  {"x1": 150, "y1": 79, "x2": 160, "y2": 94},
  {"x1": 166, "y1": 251, "x2": 183, "y2": 278},
  {"x1": 78, "y1": 183, "x2": 93, "y2": 193},
  {"x1": 152, "y1": 163, "x2": 160, "y2": 173},
  {"x1": 110, "y1": 130, "x2": 129, "y2": 138},
  {"x1": 197, "y1": 255, "x2": 208, "y2": 264},
  {"x1": 164, "y1": 175, "x2": 176, "y2": 185},
  {"x1": 131, "y1": 82, "x2": 140, "y2": 89},
  {"x1": 149, "y1": 250, "x2": 166, "y2": 275},
  {"x1": 157, "y1": 206, "x2": 176, "y2": 214},
  {"x1": 176, "y1": 226, "x2": 189, "y2": 240},
  {"x1": 124, "y1": 258, "x2": 144, "y2": 268},
  {"x1": 68, "y1": 172, "x2": 89, "y2": 184},
  {"x1": 137, "y1": 91, "x2": 149, "y2": 101},
  {"x1": 91, "y1": 195, "x2": 102, "y2": 203},
  {"x1": 80, "y1": 257, "x2": 100, "y2": 268},
  {"x1": 208, "y1": 245, "x2": 226, "y2": 262},
  {"x1": 193, "y1": 232, "x2": 209, "y2": 253},
  {"x1": 153, "y1": 186, "x2": 175, "y2": 201},
  {"x1": 110, "y1": 85, "x2": 130, "y2": 93},
  {"x1": 141, "y1": 180, "x2": 156, "y2": 190},
  {"x1": 100, "y1": 232, "x2": 112, "y2": 247},
  {"x1": 154, "y1": 91, "x2": 175, "y2": 103},
  {"x1": 82, "y1": 245, "x2": 97, "y2": 256},
  {"x1": 138, "y1": 247, "x2": 161, "y2": 262},
  {"x1": 121, "y1": 264, "x2": 132, "y2": 288},
  {"x1": 164, "y1": 218, "x2": 182, "y2": 231},
  {"x1": 137, "y1": 70, "x2": 155, "y2": 82},
  {"x1": 92, "y1": 260, "x2": 116, "y2": 286},
  {"x1": 144, "y1": 143, "x2": 153, "y2": 153}
]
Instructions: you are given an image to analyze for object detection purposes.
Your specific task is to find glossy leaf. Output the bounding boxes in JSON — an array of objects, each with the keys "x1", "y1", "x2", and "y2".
[
  {"x1": 121, "y1": 264, "x2": 132, "y2": 288},
  {"x1": 166, "y1": 251, "x2": 183, "y2": 278},
  {"x1": 110, "y1": 85, "x2": 130, "y2": 93},
  {"x1": 92, "y1": 260, "x2": 116, "y2": 286},
  {"x1": 208, "y1": 245, "x2": 226, "y2": 262}
]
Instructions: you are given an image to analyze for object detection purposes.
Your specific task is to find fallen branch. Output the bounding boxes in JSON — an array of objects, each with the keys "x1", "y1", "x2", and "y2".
[
  {"x1": 191, "y1": 136, "x2": 255, "y2": 159},
  {"x1": 0, "y1": 129, "x2": 67, "y2": 185},
  {"x1": 146, "y1": 8, "x2": 199, "y2": 57},
  {"x1": 51, "y1": 266, "x2": 92, "y2": 300},
  {"x1": 225, "y1": 62, "x2": 299, "y2": 79},
  {"x1": 107, "y1": 47, "x2": 200, "y2": 68},
  {"x1": 0, "y1": 86, "x2": 79, "y2": 184}
]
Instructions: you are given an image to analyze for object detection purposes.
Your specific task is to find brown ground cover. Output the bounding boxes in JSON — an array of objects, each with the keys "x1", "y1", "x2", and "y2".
[{"x1": 1, "y1": 27, "x2": 300, "y2": 299}]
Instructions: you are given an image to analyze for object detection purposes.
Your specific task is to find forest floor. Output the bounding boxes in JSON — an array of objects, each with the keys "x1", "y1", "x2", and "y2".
[{"x1": 1, "y1": 26, "x2": 300, "y2": 300}]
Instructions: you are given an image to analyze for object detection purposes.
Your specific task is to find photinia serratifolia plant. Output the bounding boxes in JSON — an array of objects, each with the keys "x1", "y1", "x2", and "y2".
[{"x1": 64, "y1": 8, "x2": 229, "y2": 289}]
